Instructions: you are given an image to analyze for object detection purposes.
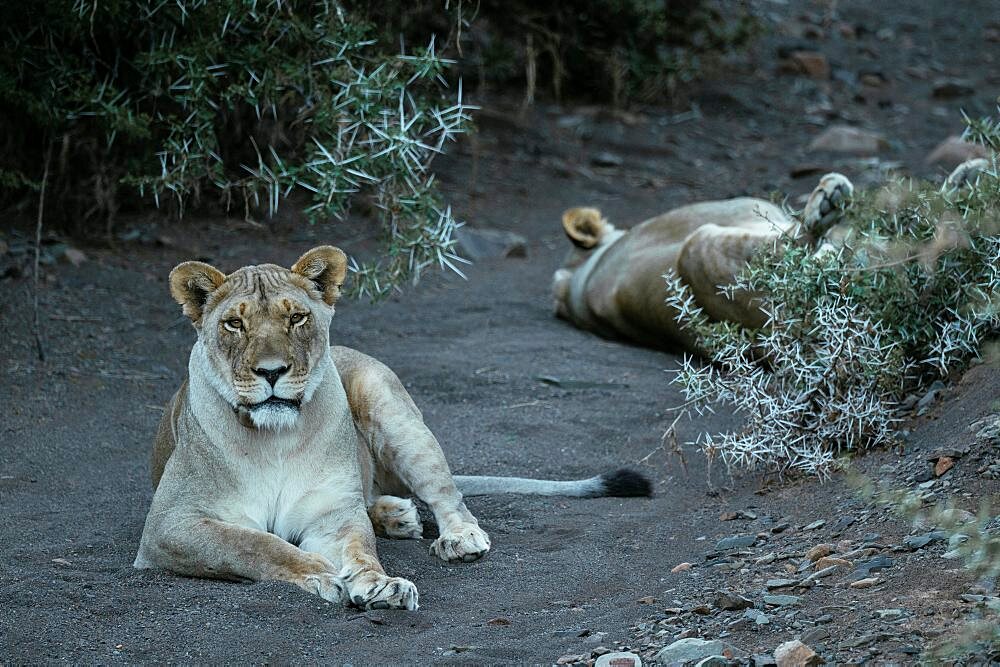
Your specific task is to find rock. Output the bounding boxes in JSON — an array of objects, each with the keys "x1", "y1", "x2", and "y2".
[
  {"x1": 595, "y1": 651, "x2": 642, "y2": 667},
  {"x1": 744, "y1": 609, "x2": 771, "y2": 625},
  {"x1": 801, "y1": 565, "x2": 838, "y2": 583},
  {"x1": 904, "y1": 531, "x2": 949, "y2": 550},
  {"x1": 60, "y1": 246, "x2": 88, "y2": 267},
  {"x1": 715, "y1": 591, "x2": 754, "y2": 611},
  {"x1": 774, "y1": 640, "x2": 824, "y2": 667},
  {"x1": 557, "y1": 654, "x2": 588, "y2": 665},
  {"x1": 754, "y1": 655, "x2": 778, "y2": 667},
  {"x1": 829, "y1": 516, "x2": 856, "y2": 535},
  {"x1": 455, "y1": 227, "x2": 527, "y2": 260},
  {"x1": 916, "y1": 381, "x2": 945, "y2": 415},
  {"x1": 815, "y1": 556, "x2": 851, "y2": 570},
  {"x1": 672, "y1": 562, "x2": 693, "y2": 573},
  {"x1": 790, "y1": 51, "x2": 830, "y2": 79},
  {"x1": 932, "y1": 78, "x2": 975, "y2": 99},
  {"x1": 694, "y1": 658, "x2": 728, "y2": 667},
  {"x1": 653, "y1": 638, "x2": 744, "y2": 665},
  {"x1": 716, "y1": 534, "x2": 756, "y2": 551},
  {"x1": 934, "y1": 457, "x2": 954, "y2": 477},
  {"x1": 636, "y1": 596, "x2": 657, "y2": 605},
  {"x1": 591, "y1": 151, "x2": 623, "y2": 167},
  {"x1": 852, "y1": 555, "x2": 894, "y2": 578},
  {"x1": 850, "y1": 577, "x2": 881, "y2": 589},
  {"x1": 925, "y1": 136, "x2": 990, "y2": 167},
  {"x1": 808, "y1": 125, "x2": 888, "y2": 155},
  {"x1": 875, "y1": 608, "x2": 906, "y2": 619},
  {"x1": 803, "y1": 520, "x2": 826, "y2": 531},
  {"x1": 763, "y1": 594, "x2": 801, "y2": 607},
  {"x1": 805, "y1": 544, "x2": 835, "y2": 561},
  {"x1": 801, "y1": 627, "x2": 830, "y2": 644},
  {"x1": 767, "y1": 579, "x2": 798, "y2": 590}
]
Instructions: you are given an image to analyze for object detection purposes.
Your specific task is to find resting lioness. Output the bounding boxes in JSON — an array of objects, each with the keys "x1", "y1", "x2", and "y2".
[
  {"x1": 134, "y1": 246, "x2": 650, "y2": 610},
  {"x1": 552, "y1": 174, "x2": 855, "y2": 349}
]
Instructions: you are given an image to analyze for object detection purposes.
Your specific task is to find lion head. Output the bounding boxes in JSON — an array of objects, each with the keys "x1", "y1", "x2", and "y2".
[{"x1": 169, "y1": 246, "x2": 347, "y2": 430}]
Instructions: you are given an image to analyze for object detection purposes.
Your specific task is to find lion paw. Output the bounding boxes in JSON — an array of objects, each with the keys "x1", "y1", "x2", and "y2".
[
  {"x1": 350, "y1": 575, "x2": 419, "y2": 611},
  {"x1": 802, "y1": 172, "x2": 854, "y2": 243},
  {"x1": 368, "y1": 496, "x2": 423, "y2": 540},
  {"x1": 430, "y1": 523, "x2": 491, "y2": 563}
]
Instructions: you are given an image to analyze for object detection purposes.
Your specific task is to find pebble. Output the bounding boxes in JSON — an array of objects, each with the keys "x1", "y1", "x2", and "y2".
[
  {"x1": 805, "y1": 544, "x2": 835, "y2": 561},
  {"x1": 764, "y1": 594, "x2": 801, "y2": 607},
  {"x1": 716, "y1": 534, "x2": 756, "y2": 551},
  {"x1": 903, "y1": 531, "x2": 948, "y2": 550},
  {"x1": 672, "y1": 562, "x2": 693, "y2": 573},
  {"x1": 850, "y1": 577, "x2": 882, "y2": 589},
  {"x1": 767, "y1": 579, "x2": 799, "y2": 590},
  {"x1": 804, "y1": 520, "x2": 826, "y2": 531},
  {"x1": 590, "y1": 151, "x2": 623, "y2": 167},
  {"x1": 744, "y1": 609, "x2": 771, "y2": 625},
  {"x1": 934, "y1": 457, "x2": 954, "y2": 477},
  {"x1": 808, "y1": 125, "x2": 888, "y2": 155},
  {"x1": 932, "y1": 78, "x2": 975, "y2": 98},
  {"x1": 715, "y1": 591, "x2": 754, "y2": 611},
  {"x1": 595, "y1": 652, "x2": 641, "y2": 667},
  {"x1": 653, "y1": 638, "x2": 744, "y2": 665},
  {"x1": 790, "y1": 51, "x2": 830, "y2": 79},
  {"x1": 852, "y1": 555, "x2": 894, "y2": 578},
  {"x1": 815, "y1": 557, "x2": 851, "y2": 570},
  {"x1": 774, "y1": 639, "x2": 825, "y2": 667}
]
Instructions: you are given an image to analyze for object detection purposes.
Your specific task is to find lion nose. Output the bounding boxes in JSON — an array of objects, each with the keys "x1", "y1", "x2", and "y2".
[{"x1": 253, "y1": 365, "x2": 289, "y2": 388}]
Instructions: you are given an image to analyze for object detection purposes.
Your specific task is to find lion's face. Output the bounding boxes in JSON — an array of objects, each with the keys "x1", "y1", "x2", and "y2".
[{"x1": 169, "y1": 246, "x2": 348, "y2": 430}]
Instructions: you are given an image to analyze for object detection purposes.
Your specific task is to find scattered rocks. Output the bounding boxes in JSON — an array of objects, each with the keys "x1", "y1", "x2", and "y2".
[
  {"x1": 716, "y1": 534, "x2": 757, "y2": 551},
  {"x1": 715, "y1": 591, "x2": 754, "y2": 611},
  {"x1": 774, "y1": 639, "x2": 824, "y2": 667},
  {"x1": 595, "y1": 651, "x2": 641, "y2": 667},
  {"x1": 454, "y1": 227, "x2": 527, "y2": 260},
  {"x1": 653, "y1": 638, "x2": 744, "y2": 665},
  {"x1": 808, "y1": 125, "x2": 888, "y2": 155},
  {"x1": 925, "y1": 135, "x2": 991, "y2": 167}
]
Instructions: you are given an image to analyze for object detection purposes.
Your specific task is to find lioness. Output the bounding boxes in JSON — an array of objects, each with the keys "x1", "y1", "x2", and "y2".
[
  {"x1": 552, "y1": 174, "x2": 855, "y2": 349},
  {"x1": 135, "y1": 246, "x2": 650, "y2": 610}
]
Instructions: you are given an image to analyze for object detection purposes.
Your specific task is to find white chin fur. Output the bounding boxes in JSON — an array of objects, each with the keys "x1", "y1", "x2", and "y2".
[{"x1": 249, "y1": 403, "x2": 300, "y2": 431}]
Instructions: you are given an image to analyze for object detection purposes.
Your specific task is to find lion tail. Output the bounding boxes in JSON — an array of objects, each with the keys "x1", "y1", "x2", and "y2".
[{"x1": 453, "y1": 468, "x2": 652, "y2": 498}]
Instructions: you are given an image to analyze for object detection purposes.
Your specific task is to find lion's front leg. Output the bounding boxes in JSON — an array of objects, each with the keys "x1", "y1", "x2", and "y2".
[
  {"x1": 298, "y1": 507, "x2": 419, "y2": 611},
  {"x1": 340, "y1": 353, "x2": 491, "y2": 563}
]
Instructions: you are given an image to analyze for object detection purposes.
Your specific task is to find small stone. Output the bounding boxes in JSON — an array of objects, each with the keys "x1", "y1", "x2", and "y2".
[
  {"x1": 815, "y1": 556, "x2": 851, "y2": 570},
  {"x1": 771, "y1": 522, "x2": 791, "y2": 534},
  {"x1": 455, "y1": 227, "x2": 527, "y2": 260},
  {"x1": 853, "y1": 554, "x2": 894, "y2": 578},
  {"x1": 671, "y1": 562, "x2": 693, "y2": 573},
  {"x1": 803, "y1": 520, "x2": 826, "y2": 531},
  {"x1": 767, "y1": 579, "x2": 798, "y2": 590},
  {"x1": 590, "y1": 151, "x2": 623, "y2": 167},
  {"x1": 808, "y1": 125, "x2": 888, "y2": 155},
  {"x1": 595, "y1": 651, "x2": 642, "y2": 667},
  {"x1": 754, "y1": 654, "x2": 778, "y2": 667},
  {"x1": 744, "y1": 609, "x2": 771, "y2": 625},
  {"x1": 850, "y1": 577, "x2": 881, "y2": 589},
  {"x1": 60, "y1": 247, "x2": 88, "y2": 267},
  {"x1": 934, "y1": 457, "x2": 954, "y2": 477},
  {"x1": 805, "y1": 544, "x2": 835, "y2": 561},
  {"x1": 801, "y1": 627, "x2": 830, "y2": 644},
  {"x1": 961, "y1": 594, "x2": 986, "y2": 603},
  {"x1": 653, "y1": 638, "x2": 744, "y2": 665},
  {"x1": 932, "y1": 78, "x2": 975, "y2": 99},
  {"x1": 715, "y1": 591, "x2": 754, "y2": 611},
  {"x1": 925, "y1": 136, "x2": 990, "y2": 167},
  {"x1": 694, "y1": 658, "x2": 729, "y2": 667},
  {"x1": 557, "y1": 654, "x2": 588, "y2": 665},
  {"x1": 875, "y1": 608, "x2": 906, "y2": 619},
  {"x1": 904, "y1": 531, "x2": 948, "y2": 550},
  {"x1": 763, "y1": 594, "x2": 801, "y2": 607},
  {"x1": 636, "y1": 596, "x2": 657, "y2": 605},
  {"x1": 774, "y1": 639, "x2": 825, "y2": 667},
  {"x1": 716, "y1": 534, "x2": 756, "y2": 551},
  {"x1": 486, "y1": 617, "x2": 511, "y2": 626},
  {"x1": 790, "y1": 51, "x2": 830, "y2": 79}
]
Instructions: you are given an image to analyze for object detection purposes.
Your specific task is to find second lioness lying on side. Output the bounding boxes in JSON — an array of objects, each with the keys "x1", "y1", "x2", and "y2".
[{"x1": 552, "y1": 173, "x2": 854, "y2": 349}]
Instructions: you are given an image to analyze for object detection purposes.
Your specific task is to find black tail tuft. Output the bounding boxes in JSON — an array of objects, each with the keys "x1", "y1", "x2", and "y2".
[{"x1": 599, "y1": 468, "x2": 653, "y2": 497}]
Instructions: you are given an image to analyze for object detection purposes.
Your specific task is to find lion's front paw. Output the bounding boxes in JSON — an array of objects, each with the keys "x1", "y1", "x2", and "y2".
[
  {"x1": 802, "y1": 172, "x2": 854, "y2": 242},
  {"x1": 430, "y1": 524, "x2": 491, "y2": 563},
  {"x1": 300, "y1": 570, "x2": 346, "y2": 603},
  {"x1": 350, "y1": 575, "x2": 419, "y2": 611}
]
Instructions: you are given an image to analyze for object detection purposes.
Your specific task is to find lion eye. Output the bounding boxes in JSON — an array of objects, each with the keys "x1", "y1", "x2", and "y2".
[
  {"x1": 224, "y1": 318, "x2": 244, "y2": 332},
  {"x1": 290, "y1": 313, "x2": 308, "y2": 326}
]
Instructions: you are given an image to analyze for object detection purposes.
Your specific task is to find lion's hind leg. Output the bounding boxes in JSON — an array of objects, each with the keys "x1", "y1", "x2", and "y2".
[
  {"x1": 801, "y1": 172, "x2": 854, "y2": 245},
  {"x1": 368, "y1": 495, "x2": 423, "y2": 539}
]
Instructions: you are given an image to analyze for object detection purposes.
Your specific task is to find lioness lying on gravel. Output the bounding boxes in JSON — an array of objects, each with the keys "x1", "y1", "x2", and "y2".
[
  {"x1": 134, "y1": 246, "x2": 650, "y2": 610},
  {"x1": 553, "y1": 159, "x2": 992, "y2": 350},
  {"x1": 552, "y1": 173, "x2": 855, "y2": 350}
]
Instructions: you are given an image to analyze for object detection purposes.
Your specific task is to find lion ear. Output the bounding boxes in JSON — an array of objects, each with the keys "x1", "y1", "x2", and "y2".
[
  {"x1": 291, "y1": 246, "x2": 348, "y2": 306},
  {"x1": 169, "y1": 261, "x2": 226, "y2": 322},
  {"x1": 562, "y1": 207, "x2": 608, "y2": 249}
]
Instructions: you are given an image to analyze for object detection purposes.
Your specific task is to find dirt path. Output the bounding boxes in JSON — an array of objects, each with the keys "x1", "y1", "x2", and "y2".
[{"x1": 2, "y1": 0, "x2": 998, "y2": 663}]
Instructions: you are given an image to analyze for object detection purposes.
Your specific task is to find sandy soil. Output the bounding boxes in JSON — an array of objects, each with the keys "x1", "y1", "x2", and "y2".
[{"x1": 1, "y1": 0, "x2": 998, "y2": 663}]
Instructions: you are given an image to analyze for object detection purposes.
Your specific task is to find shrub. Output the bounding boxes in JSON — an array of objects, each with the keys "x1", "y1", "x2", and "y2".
[
  {"x1": 1, "y1": 0, "x2": 472, "y2": 298},
  {"x1": 665, "y1": 113, "x2": 1000, "y2": 477}
]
